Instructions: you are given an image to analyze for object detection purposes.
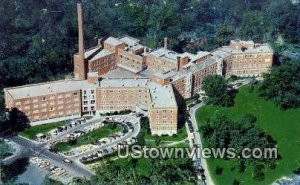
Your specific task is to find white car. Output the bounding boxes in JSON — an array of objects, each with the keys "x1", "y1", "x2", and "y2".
[{"x1": 63, "y1": 159, "x2": 72, "y2": 164}]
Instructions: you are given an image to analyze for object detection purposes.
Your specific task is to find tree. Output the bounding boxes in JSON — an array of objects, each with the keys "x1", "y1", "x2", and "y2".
[
  {"x1": 0, "y1": 108, "x2": 29, "y2": 136},
  {"x1": 259, "y1": 59, "x2": 300, "y2": 109},
  {"x1": 200, "y1": 114, "x2": 277, "y2": 177},
  {"x1": 252, "y1": 164, "x2": 265, "y2": 181},
  {"x1": 201, "y1": 75, "x2": 235, "y2": 107},
  {"x1": 215, "y1": 24, "x2": 235, "y2": 46},
  {"x1": 240, "y1": 11, "x2": 266, "y2": 42}
]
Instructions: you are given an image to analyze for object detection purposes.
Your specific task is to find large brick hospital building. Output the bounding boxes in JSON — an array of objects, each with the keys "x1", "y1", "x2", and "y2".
[{"x1": 4, "y1": 3, "x2": 273, "y2": 135}]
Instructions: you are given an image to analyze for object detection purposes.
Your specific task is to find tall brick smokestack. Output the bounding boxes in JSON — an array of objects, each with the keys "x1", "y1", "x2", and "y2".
[
  {"x1": 74, "y1": 3, "x2": 86, "y2": 80},
  {"x1": 164, "y1": 37, "x2": 168, "y2": 49}
]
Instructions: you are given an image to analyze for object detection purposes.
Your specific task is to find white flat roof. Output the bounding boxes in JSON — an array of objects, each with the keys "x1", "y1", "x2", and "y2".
[
  {"x1": 101, "y1": 67, "x2": 146, "y2": 79},
  {"x1": 119, "y1": 36, "x2": 140, "y2": 46},
  {"x1": 84, "y1": 46, "x2": 101, "y2": 59},
  {"x1": 99, "y1": 78, "x2": 177, "y2": 108},
  {"x1": 214, "y1": 44, "x2": 273, "y2": 56},
  {"x1": 105, "y1": 37, "x2": 124, "y2": 46},
  {"x1": 5, "y1": 80, "x2": 95, "y2": 99},
  {"x1": 149, "y1": 48, "x2": 180, "y2": 63}
]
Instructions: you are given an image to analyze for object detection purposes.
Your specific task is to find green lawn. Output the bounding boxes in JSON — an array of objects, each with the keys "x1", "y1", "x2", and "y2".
[
  {"x1": 114, "y1": 157, "x2": 152, "y2": 176},
  {"x1": 54, "y1": 124, "x2": 123, "y2": 152},
  {"x1": 144, "y1": 125, "x2": 188, "y2": 143},
  {"x1": 185, "y1": 96, "x2": 199, "y2": 106},
  {"x1": 19, "y1": 121, "x2": 65, "y2": 139},
  {"x1": 196, "y1": 85, "x2": 300, "y2": 185}
]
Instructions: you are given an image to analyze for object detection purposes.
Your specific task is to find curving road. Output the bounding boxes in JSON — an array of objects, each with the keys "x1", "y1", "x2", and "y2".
[
  {"x1": 3, "y1": 114, "x2": 142, "y2": 180},
  {"x1": 189, "y1": 103, "x2": 215, "y2": 185},
  {"x1": 68, "y1": 116, "x2": 140, "y2": 161}
]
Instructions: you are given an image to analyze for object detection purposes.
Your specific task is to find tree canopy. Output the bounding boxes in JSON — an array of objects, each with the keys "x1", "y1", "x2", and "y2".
[
  {"x1": 201, "y1": 114, "x2": 277, "y2": 181},
  {"x1": 259, "y1": 59, "x2": 300, "y2": 109},
  {"x1": 201, "y1": 75, "x2": 235, "y2": 107}
]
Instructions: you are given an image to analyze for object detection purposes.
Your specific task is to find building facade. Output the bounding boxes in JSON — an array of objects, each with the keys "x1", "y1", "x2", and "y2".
[{"x1": 4, "y1": 4, "x2": 274, "y2": 135}]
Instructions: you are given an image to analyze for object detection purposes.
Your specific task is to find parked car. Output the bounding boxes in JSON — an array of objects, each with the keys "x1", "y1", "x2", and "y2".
[{"x1": 63, "y1": 159, "x2": 72, "y2": 164}]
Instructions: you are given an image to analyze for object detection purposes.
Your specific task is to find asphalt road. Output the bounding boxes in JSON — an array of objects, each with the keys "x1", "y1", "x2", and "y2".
[
  {"x1": 189, "y1": 103, "x2": 214, "y2": 185},
  {"x1": 4, "y1": 114, "x2": 141, "y2": 180},
  {"x1": 7, "y1": 135, "x2": 94, "y2": 178},
  {"x1": 187, "y1": 79, "x2": 251, "y2": 185},
  {"x1": 68, "y1": 115, "x2": 140, "y2": 161}
]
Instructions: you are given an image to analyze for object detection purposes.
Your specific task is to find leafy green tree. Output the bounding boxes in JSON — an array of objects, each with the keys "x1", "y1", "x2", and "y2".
[
  {"x1": 259, "y1": 59, "x2": 300, "y2": 109},
  {"x1": 201, "y1": 75, "x2": 235, "y2": 107},
  {"x1": 200, "y1": 114, "x2": 277, "y2": 177},
  {"x1": 241, "y1": 11, "x2": 266, "y2": 42},
  {"x1": 215, "y1": 24, "x2": 235, "y2": 46}
]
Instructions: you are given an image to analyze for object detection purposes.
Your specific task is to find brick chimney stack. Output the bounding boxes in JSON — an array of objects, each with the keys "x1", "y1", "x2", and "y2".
[
  {"x1": 74, "y1": 3, "x2": 86, "y2": 80},
  {"x1": 164, "y1": 37, "x2": 168, "y2": 49}
]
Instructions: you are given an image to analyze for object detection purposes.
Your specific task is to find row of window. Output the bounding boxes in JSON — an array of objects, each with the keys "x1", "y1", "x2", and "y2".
[
  {"x1": 99, "y1": 106, "x2": 133, "y2": 110},
  {"x1": 156, "y1": 110, "x2": 174, "y2": 114},
  {"x1": 153, "y1": 126, "x2": 176, "y2": 130},
  {"x1": 100, "y1": 100, "x2": 148, "y2": 104},
  {"x1": 83, "y1": 106, "x2": 95, "y2": 111},
  {"x1": 15, "y1": 95, "x2": 79, "y2": 106},
  {"x1": 20, "y1": 103, "x2": 80, "y2": 112},
  {"x1": 31, "y1": 111, "x2": 79, "y2": 120},
  {"x1": 232, "y1": 54, "x2": 271, "y2": 58},
  {"x1": 102, "y1": 89, "x2": 147, "y2": 93},
  {"x1": 156, "y1": 115, "x2": 174, "y2": 119},
  {"x1": 233, "y1": 63, "x2": 268, "y2": 69},
  {"x1": 83, "y1": 100, "x2": 96, "y2": 105}
]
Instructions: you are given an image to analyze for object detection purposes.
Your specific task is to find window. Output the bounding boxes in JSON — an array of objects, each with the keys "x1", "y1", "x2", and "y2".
[
  {"x1": 91, "y1": 90, "x2": 94, "y2": 94},
  {"x1": 73, "y1": 92, "x2": 78, "y2": 96},
  {"x1": 42, "y1": 97, "x2": 46, "y2": 101},
  {"x1": 91, "y1": 100, "x2": 95, "y2": 104}
]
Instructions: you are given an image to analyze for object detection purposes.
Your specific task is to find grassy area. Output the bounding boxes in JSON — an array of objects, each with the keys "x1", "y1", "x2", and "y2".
[
  {"x1": 144, "y1": 125, "x2": 188, "y2": 143},
  {"x1": 54, "y1": 124, "x2": 123, "y2": 152},
  {"x1": 19, "y1": 121, "x2": 65, "y2": 139},
  {"x1": 196, "y1": 85, "x2": 300, "y2": 185},
  {"x1": 185, "y1": 95, "x2": 199, "y2": 106}
]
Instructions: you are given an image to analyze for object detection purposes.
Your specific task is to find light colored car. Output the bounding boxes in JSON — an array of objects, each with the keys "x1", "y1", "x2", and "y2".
[{"x1": 63, "y1": 159, "x2": 72, "y2": 164}]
